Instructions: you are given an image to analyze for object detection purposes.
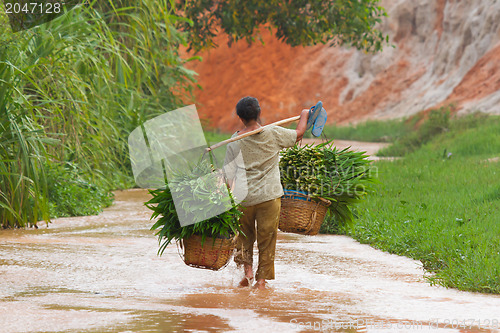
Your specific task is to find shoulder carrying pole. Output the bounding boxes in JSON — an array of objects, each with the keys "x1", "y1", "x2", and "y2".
[{"x1": 206, "y1": 115, "x2": 300, "y2": 152}]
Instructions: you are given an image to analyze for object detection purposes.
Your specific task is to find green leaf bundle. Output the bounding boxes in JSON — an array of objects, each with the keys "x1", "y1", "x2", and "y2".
[
  {"x1": 280, "y1": 140, "x2": 377, "y2": 226},
  {"x1": 146, "y1": 161, "x2": 242, "y2": 255}
]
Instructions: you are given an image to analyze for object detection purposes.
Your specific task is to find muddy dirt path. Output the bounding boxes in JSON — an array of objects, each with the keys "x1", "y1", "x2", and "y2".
[{"x1": 1, "y1": 188, "x2": 499, "y2": 333}]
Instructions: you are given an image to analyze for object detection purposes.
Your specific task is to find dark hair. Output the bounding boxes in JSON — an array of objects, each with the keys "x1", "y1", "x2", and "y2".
[{"x1": 236, "y1": 96, "x2": 261, "y2": 122}]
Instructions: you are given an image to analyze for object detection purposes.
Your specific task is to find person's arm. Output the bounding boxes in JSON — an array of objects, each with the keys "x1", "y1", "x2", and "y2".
[
  {"x1": 295, "y1": 109, "x2": 310, "y2": 142},
  {"x1": 222, "y1": 143, "x2": 237, "y2": 189}
]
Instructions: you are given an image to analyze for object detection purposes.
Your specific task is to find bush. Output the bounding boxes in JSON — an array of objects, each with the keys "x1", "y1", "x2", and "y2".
[
  {"x1": 378, "y1": 107, "x2": 451, "y2": 157},
  {"x1": 45, "y1": 162, "x2": 114, "y2": 218}
]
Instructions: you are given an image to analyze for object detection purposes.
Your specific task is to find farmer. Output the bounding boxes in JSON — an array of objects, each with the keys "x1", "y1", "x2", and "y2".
[{"x1": 223, "y1": 96, "x2": 310, "y2": 289}]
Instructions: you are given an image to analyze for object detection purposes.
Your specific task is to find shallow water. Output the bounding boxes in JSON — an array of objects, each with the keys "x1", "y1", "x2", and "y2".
[{"x1": 1, "y1": 189, "x2": 499, "y2": 332}]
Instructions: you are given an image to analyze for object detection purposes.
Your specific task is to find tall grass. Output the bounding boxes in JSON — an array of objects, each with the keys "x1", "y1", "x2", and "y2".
[
  {"x1": 0, "y1": 25, "x2": 51, "y2": 228},
  {"x1": 0, "y1": 112, "x2": 50, "y2": 228},
  {"x1": 0, "y1": 1, "x2": 198, "y2": 227},
  {"x1": 28, "y1": 1, "x2": 197, "y2": 185}
]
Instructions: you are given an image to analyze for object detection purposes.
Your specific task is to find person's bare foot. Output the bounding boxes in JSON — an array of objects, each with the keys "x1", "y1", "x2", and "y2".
[
  {"x1": 252, "y1": 279, "x2": 266, "y2": 290},
  {"x1": 238, "y1": 276, "x2": 254, "y2": 287},
  {"x1": 238, "y1": 263, "x2": 254, "y2": 287}
]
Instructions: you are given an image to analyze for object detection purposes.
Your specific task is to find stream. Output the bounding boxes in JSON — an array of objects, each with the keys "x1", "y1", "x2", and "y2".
[{"x1": 1, "y1": 189, "x2": 499, "y2": 333}]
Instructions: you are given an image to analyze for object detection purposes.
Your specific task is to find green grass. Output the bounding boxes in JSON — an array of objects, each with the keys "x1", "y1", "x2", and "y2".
[
  {"x1": 377, "y1": 109, "x2": 499, "y2": 157},
  {"x1": 336, "y1": 116, "x2": 500, "y2": 293},
  {"x1": 308, "y1": 118, "x2": 413, "y2": 142},
  {"x1": 425, "y1": 115, "x2": 500, "y2": 158},
  {"x1": 205, "y1": 114, "x2": 500, "y2": 293},
  {"x1": 206, "y1": 116, "x2": 411, "y2": 144},
  {"x1": 203, "y1": 130, "x2": 231, "y2": 169},
  {"x1": 377, "y1": 108, "x2": 449, "y2": 156},
  {"x1": 204, "y1": 130, "x2": 230, "y2": 147}
]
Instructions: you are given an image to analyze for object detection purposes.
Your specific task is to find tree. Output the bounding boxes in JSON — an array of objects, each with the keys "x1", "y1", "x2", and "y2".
[{"x1": 177, "y1": 0, "x2": 388, "y2": 52}]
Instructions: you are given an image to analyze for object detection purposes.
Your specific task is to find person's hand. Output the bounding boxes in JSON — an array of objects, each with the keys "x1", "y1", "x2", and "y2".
[{"x1": 296, "y1": 108, "x2": 311, "y2": 142}]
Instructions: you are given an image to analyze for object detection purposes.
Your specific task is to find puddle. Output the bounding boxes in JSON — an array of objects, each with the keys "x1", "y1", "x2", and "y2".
[{"x1": 0, "y1": 189, "x2": 499, "y2": 332}]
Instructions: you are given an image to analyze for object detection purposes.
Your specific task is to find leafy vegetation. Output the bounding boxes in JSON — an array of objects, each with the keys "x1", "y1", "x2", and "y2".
[
  {"x1": 0, "y1": 111, "x2": 50, "y2": 228},
  {"x1": 178, "y1": 0, "x2": 388, "y2": 52},
  {"x1": 378, "y1": 107, "x2": 452, "y2": 156},
  {"x1": 0, "y1": 1, "x2": 196, "y2": 227},
  {"x1": 280, "y1": 141, "x2": 377, "y2": 227},
  {"x1": 316, "y1": 118, "x2": 413, "y2": 142},
  {"x1": 3, "y1": 0, "x2": 81, "y2": 31},
  {"x1": 45, "y1": 162, "x2": 114, "y2": 218},
  {"x1": 1, "y1": 0, "x2": 391, "y2": 228},
  {"x1": 146, "y1": 161, "x2": 242, "y2": 255},
  {"x1": 344, "y1": 115, "x2": 500, "y2": 293}
]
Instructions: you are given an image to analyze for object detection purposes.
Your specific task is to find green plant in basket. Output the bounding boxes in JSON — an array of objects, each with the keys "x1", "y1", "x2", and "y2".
[
  {"x1": 146, "y1": 160, "x2": 242, "y2": 255},
  {"x1": 280, "y1": 140, "x2": 377, "y2": 228}
]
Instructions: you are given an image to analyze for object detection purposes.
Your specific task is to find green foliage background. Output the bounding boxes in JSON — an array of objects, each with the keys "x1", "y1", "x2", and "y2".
[
  {"x1": 0, "y1": 1, "x2": 197, "y2": 227},
  {"x1": 0, "y1": 0, "x2": 387, "y2": 228},
  {"x1": 179, "y1": 0, "x2": 387, "y2": 52}
]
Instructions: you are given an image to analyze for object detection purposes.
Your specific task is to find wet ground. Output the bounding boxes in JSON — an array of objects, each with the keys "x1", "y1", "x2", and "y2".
[{"x1": 1, "y1": 189, "x2": 499, "y2": 333}]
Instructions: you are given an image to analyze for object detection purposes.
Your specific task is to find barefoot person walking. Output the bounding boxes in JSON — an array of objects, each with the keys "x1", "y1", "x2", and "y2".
[{"x1": 223, "y1": 96, "x2": 310, "y2": 289}]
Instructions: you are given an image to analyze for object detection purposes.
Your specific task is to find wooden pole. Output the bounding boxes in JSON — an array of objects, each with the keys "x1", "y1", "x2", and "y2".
[{"x1": 206, "y1": 115, "x2": 301, "y2": 152}]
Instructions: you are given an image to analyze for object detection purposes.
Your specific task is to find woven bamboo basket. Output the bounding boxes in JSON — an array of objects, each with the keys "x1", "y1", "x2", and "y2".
[
  {"x1": 279, "y1": 190, "x2": 331, "y2": 235},
  {"x1": 180, "y1": 234, "x2": 235, "y2": 270}
]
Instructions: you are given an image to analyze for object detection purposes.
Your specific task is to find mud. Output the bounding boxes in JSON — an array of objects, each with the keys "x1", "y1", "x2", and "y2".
[{"x1": 1, "y1": 189, "x2": 499, "y2": 332}]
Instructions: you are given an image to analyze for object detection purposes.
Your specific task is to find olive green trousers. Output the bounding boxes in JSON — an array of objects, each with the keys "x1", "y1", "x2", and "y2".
[{"x1": 234, "y1": 198, "x2": 281, "y2": 280}]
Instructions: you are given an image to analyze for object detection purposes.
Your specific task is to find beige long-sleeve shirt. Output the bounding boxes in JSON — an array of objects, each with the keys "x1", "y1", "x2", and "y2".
[{"x1": 223, "y1": 126, "x2": 297, "y2": 207}]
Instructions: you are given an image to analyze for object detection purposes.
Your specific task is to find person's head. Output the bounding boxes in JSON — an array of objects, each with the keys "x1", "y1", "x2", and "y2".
[{"x1": 236, "y1": 96, "x2": 261, "y2": 124}]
